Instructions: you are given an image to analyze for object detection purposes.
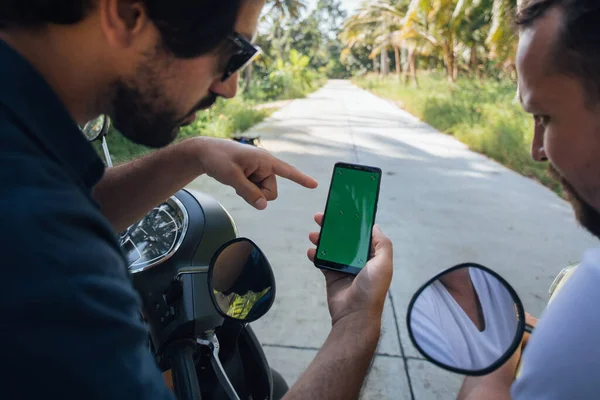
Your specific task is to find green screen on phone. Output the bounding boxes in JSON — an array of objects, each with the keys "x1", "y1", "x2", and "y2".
[{"x1": 317, "y1": 164, "x2": 381, "y2": 270}]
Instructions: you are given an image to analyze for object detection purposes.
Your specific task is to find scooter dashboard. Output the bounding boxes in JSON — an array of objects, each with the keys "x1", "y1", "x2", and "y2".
[{"x1": 119, "y1": 197, "x2": 189, "y2": 274}]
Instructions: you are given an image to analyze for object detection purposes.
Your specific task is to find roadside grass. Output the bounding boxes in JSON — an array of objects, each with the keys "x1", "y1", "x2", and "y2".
[{"x1": 354, "y1": 73, "x2": 562, "y2": 196}]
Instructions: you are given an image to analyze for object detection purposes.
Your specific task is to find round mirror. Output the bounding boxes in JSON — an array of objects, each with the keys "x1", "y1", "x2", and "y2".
[
  {"x1": 208, "y1": 238, "x2": 276, "y2": 323},
  {"x1": 80, "y1": 115, "x2": 109, "y2": 142},
  {"x1": 407, "y1": 263, "x2": 525, "y2": 376}
]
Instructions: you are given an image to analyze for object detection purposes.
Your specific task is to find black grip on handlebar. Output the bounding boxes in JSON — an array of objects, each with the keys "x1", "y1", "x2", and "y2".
[{"x1": 168, "y1": 340, "x2": 202, "y2": 400}]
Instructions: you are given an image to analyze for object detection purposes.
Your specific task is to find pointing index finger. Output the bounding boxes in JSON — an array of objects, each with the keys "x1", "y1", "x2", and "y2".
[{"x1": 273, "y1": 158, "x2": 318, "y2": 189}]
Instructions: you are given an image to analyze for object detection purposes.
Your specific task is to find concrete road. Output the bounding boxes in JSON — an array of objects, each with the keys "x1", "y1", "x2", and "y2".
[{"x1": 188, "y1": 80, "x2": 598, "y2": 399}]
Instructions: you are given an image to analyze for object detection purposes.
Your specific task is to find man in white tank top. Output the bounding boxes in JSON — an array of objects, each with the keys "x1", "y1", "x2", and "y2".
[
  {"x1": 459, "y1": 1, "x2": 600, "y2": 398},
  {"x1": 411, "y1": 267, "x2": 518, "y2": 371}
]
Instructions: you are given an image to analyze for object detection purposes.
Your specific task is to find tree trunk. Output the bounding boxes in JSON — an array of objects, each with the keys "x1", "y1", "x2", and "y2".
[
  {"x1": 275, "y1": 23, "x2": 284, "y2": 61},
  {"x1": 393, "y1": 45, "x2": 402, "y2": 80},
  {"x1": 402, "y1": 48, "x2": 410, "y2": 84},
  {"x1": 373, "y1": 54, "x2": 379, "y2": 73},
  {"x1": 443, "y1": 43, "x2": 456, "y2": 83},
  {"x1": 408, "y1": 49, "x2": 419, "y2": 87},
  {"x1": 444, "y1": 55, "x2": 453, "y2": 81},
  {"x1": 380, "y1": 48, "x2": 389, "y2": 76},
  {"x1": 453, "y1": 59, "x2": 459, "y2": 81},
  {"x1": 244, "y1": 63, "x2": 253, "y2": 91},
  {"x1": 469, "y1": 42, "x2": 477, "y2": 74}
]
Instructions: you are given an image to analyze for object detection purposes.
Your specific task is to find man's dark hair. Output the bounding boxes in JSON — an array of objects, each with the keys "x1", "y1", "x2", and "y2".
[
  {"x1": 0, "y1": 0, "x2": 243, "y2": 58},
  {"x1": 516, "y1": 0, "x2": 600, "y2": 102}
]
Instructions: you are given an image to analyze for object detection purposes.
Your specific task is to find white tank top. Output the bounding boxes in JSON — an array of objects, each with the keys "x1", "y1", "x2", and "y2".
[{"x1": 411, "y1": 267, "x2": 519, "y2": 370}]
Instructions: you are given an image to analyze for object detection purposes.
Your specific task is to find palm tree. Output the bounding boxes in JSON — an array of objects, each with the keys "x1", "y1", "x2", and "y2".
[
  {"x1": 266, "y1": 0, "x2": 306, "y2": 20},
  {"x1": 244, "y1": 0, "x2": 307, "y2": 90},
  {"x1": 487, "y1": 0, "x2": 519, "y2": 76},
  {"x1": 265, "y1": 0, "x2": 307, "y2": 59},
  {"x1": 341, "y1": 0, "x2": 521, "y2": 82},
  {"x1": 340, "y1": 8, "x2": 382, "y2": 73},
  {"x1": 453, "y1": 0, "x2": 494, "y2": 76},
  {"x1": 398, "y1": 0, "x2": 470, "y2": 82},
  {"x1": 341, "y1": 0, "x2": 411, "y2": 78},
  {"x1": 368, "y1": 0, "x2": 411, "y2": 79}
]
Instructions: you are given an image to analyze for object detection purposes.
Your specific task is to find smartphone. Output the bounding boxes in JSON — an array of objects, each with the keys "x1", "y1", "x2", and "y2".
[{"x1": 314, "y1": 162, "x2": 382, "y2": 275}]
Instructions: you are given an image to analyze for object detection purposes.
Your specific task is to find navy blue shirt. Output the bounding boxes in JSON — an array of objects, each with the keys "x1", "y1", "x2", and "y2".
[{"x1": 0, "y1": 40, "x2": 174, "y2": 399}]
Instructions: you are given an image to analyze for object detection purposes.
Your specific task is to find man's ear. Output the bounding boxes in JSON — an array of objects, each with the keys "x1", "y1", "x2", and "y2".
[{"x1": 98, "y1": 0, "x2": 151, "y2": 49}]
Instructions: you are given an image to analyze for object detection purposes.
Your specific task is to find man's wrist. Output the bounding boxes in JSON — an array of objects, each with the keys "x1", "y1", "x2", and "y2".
[
  {"x1": 333, "y1": 311, "x2": 382, "y2": 341},
  {"x1": 178, "y1": 137, "x2": 210, "y2": 176}
]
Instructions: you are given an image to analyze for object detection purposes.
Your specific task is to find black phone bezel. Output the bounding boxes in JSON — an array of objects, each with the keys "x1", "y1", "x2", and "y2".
[{"x1": 314, "y1": 162, "x2": 382, "y2": 276}]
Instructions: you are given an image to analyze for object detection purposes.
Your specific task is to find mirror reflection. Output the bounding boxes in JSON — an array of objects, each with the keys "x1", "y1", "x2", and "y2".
[
  {"x1": 409, "y1": 265, "x2": 521, "y2": 372},
  {"x1": 81, "y1": 115, "x2": 107, "y2": 141},
  {"x1": 210, "y1": 239, "x2": 274, "y2": 322}
]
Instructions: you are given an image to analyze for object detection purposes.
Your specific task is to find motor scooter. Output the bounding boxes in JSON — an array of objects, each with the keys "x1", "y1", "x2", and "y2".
[{"x1": 81, "y1": 117, "x2": 288, "y2": 400}]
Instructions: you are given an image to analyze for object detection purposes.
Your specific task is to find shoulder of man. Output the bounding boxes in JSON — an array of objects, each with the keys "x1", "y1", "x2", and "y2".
[
  {"x1": 0, "y1": 110, "x2": 174, "y2": 399},
  {"x1": 511, "y1": 248, "x2": 600, "y2": 400},
  {"x1": 0, "y1": 107, "x2": 123, "y2": 284}
]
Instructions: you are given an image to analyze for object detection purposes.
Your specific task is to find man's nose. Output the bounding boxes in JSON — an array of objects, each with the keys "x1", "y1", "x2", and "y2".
[
  {"x1": 210, "y1": 73, "x2": 239, "y2": 99},
  {"x1": 531, "y1": 123, "x2": 548, "y2": 162}
]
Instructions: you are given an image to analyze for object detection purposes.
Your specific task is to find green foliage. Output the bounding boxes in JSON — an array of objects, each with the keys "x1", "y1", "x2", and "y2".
[
  {"x1": 242, "y1": 0, "x2": 336, "y2": 103},
  {"x1": 300, "y1": 0, "x2": 351, "y2": 78},
  {"x1": 244, "y1": 48, "x2": 327, "y2": 102},
  {"x1": 267, "y1": 0, "x2": 306, "y2": 20},
  {"x1": 252, "y1": 0, "x2": 351, "y2": 87},
  {"x1": 178, "y1": 97, "x2": 272, "y2": 140},
  {"x1": 355, "y1": 73, "x2": 563, "y2": 195},
  {"x1": 242, "y1": 31, "x2": 325, "y2": 102}
]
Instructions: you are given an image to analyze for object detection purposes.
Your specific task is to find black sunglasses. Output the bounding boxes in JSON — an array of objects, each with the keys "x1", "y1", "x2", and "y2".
[{"x1": 221, "y1": 33, "x2": 262, "y2": 82}]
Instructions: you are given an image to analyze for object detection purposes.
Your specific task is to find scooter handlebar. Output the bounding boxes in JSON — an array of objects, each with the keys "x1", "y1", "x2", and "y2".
[{"x1": 168, "y1": 340, "x2": 202, "y2": 400}]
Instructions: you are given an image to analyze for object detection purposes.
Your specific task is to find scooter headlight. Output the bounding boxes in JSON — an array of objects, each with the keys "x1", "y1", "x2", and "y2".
[{"x1": 120, "y1": 197, "x2": 189, "y2": 274}]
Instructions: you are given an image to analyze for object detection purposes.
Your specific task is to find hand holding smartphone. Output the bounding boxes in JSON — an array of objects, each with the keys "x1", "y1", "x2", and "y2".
[{"x1": 314, "y1": 162, "x2": 382, "y2": 276}]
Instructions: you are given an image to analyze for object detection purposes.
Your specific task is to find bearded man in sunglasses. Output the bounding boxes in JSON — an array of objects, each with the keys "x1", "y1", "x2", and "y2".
[{"x1": 0, "y1": 0, "x2": 395, "y2": 398}]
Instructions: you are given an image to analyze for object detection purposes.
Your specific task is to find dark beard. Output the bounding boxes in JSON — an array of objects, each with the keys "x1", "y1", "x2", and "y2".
[
  {"x1": 548, "y1": 164, "x2": 600, "y2": 239},
  {"x1": 110, "y1": 77, "x2": 179, "y2": 148},
  {"x1": 108, "y1": 52, "x2": 217, "y2": 148}
]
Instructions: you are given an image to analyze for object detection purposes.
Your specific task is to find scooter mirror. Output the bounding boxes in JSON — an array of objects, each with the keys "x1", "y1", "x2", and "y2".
[
  {"x1": 80, "y1": 115, "x2": 110, "y2": 142},
  {"x1": 208, "y1": 238, "x2": 276, "y2": 323},
  {"x1": 407, "y1": 263, "x2": 526, "y2": 376}
]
